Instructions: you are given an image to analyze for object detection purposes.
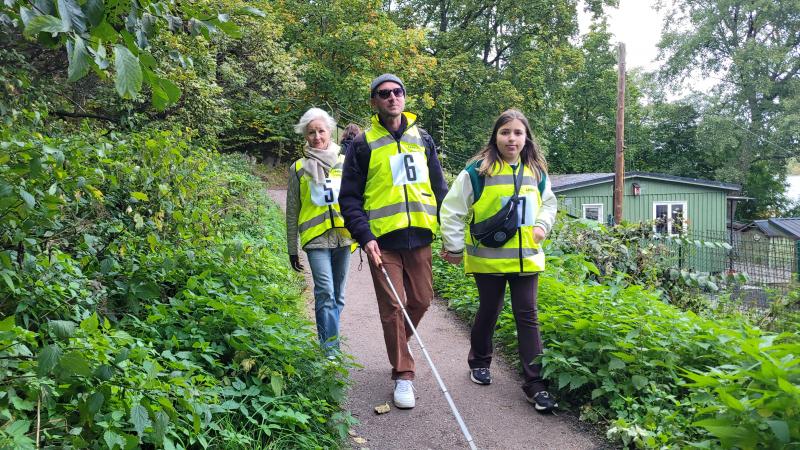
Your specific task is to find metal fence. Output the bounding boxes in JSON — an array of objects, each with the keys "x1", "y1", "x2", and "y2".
[
  {"x1": 668, "y1": 230, "x2": 798, "y2": 283},
  {"x1": 694, "y1": 231, "x2": 800, "y2": 310},
  {"x1": 660, "y1": 230, "x2": 798, "y2": 309},
  {"x1": 558, "y1": 193, "x2": 798, "y2": 283}
]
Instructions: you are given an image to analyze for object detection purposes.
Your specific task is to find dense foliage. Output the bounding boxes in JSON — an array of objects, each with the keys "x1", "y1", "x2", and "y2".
[
  {"x1": 546, "y1": 218, "x2": 740, "y2": 312},
  {"x1": 2, "y1": 0, "x2": 798, "y2": 217},
  {"x1": 0, "y1": 124, "x2": 351, "y2": 448},
  {"x1": 433, "y1": 225, "x2": 800, "y2": 448},
  {"x1": 655, "y1": 0, "x2": 800, "y2": 217}
]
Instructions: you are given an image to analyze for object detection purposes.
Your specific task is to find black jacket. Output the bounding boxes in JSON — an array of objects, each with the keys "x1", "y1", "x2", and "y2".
[
  {"x1": 340, "y1": 138, "x2": 355, "y2": 156},
  {"x1": 339, "y1": 115, "x2": 448, "y2": 250}
]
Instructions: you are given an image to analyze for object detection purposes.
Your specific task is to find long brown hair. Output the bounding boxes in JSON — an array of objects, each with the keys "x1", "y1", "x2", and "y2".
[{"x1": 468, "y1": 109, "x2": 548, "y2": 180}]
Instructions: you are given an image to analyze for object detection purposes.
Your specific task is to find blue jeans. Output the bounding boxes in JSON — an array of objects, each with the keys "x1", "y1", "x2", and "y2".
[{"x1": 306, "y1": 246, "x2": 351, "y2": 351}]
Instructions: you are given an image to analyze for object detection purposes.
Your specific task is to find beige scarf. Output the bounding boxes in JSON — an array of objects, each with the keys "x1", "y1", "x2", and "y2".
[{"x1": 302, "y1": 142, "x2": 340, "y2": 184}]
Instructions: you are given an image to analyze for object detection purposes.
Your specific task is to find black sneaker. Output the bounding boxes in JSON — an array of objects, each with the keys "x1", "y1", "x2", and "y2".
[
  {"x1": 526, "y1": 391, "x2": 558, "y2": 412},
  {"x1": 469, "y1": 368, "x2": 492, "y2": 385}
]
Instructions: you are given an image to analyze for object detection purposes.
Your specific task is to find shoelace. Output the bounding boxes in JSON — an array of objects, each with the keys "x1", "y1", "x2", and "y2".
[
  {"x1": 396, "y1": 380, "x2": 415, "y2": 394},
  {"x1": 473, "y1": 368, "x2": 490, "y2": 381}
]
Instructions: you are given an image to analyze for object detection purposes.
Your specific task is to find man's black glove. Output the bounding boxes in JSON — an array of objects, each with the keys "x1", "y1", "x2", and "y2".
[{"x1": 289, "y1": 255, "x2": 304, "y2": 272}]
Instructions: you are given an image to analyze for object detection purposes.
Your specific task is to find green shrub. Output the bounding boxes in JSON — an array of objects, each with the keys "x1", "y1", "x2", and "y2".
[
  {"x1": 433, "y1": 226, "x2": 800, "y2": 449},
  {"x1": 547, "y1": 217, "x2": 753, "y2": 316},
  {"x1": 0, "y1": 125, "x2": 352, "y2": 448}
]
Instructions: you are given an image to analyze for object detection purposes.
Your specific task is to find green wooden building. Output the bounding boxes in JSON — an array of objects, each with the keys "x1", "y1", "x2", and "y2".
[{"x1": 551, "y1": 172, "x2": 741, "y2": 273}]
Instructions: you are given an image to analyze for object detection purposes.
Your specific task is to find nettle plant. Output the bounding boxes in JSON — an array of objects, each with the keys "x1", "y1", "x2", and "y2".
[
  {"x1": 432, "y1": 221, "x2": 799, "y2": 449},
  {"x1": 0, "y1": 126, "x2": 352, "y2": 448},
  {"x1": 547, "y1": 217, "x2": 743, "y2": 312}
]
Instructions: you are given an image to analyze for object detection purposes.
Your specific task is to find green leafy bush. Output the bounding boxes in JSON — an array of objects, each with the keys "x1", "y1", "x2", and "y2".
[
  {"x1": 433, "y1": 224, "x2": 799, "y2": 449},
  {"x1": 548, "y1": 217, "x2": 740, "y2": 313},
  {"x1": 1, "y1": 125, "x2": 351, "y2": 448}
]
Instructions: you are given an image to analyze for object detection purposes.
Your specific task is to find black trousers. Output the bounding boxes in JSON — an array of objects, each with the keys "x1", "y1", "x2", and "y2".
[{"x1": 468, "y1": 273, "x2": 547, "y2": 396}]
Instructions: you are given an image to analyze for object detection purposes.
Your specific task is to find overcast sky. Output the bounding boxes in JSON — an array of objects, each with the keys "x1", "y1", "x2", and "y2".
[
  {"x1": 577, "y1": 1, "x2": 800, "y2": 185},
  {"x1": 577, "y1": 0, "x2": 721, "y2": 98},
  {"x1": 577, "y1": 0, "x2": 667, "y2": 71}
]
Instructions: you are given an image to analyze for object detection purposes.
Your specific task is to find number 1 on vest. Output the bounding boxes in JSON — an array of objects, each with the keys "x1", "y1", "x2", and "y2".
[{"x1": 501, "y1": 194, "x2": 536, "y2": 226}]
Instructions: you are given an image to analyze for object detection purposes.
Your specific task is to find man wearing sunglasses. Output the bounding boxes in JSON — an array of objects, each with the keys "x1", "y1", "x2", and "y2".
[{"x1": 340, "y1": 73, "x2": 448, "y2": 409}]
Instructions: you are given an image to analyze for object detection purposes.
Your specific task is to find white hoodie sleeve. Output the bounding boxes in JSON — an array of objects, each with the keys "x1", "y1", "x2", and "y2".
[
  {"x1": 534, "y1": 176, "x2": 557, "y2": 234},
  {"x1": 439, "y1": 170, "x2": 473, "y2": 253}
]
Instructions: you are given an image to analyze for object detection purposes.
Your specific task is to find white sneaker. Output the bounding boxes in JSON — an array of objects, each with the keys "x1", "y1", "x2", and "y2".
[{"x1": 393, "y1": 380, "x2": 415, "y2": 409}]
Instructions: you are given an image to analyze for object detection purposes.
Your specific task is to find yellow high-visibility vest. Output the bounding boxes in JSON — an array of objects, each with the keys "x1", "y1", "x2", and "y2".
[
  {"x1": 295, "y1": 154, "x2": 351, "y2": 247},
  {"x1": 363, "y1": 112, "x2": 438, "y2": 238},
  {"x1": 464, "y1": 161, "x2": 545, "y2": 274}
]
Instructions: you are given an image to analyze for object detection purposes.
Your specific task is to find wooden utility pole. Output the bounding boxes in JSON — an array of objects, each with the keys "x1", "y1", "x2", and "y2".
[{"x1": 613, "y1": 43, "x2": 626, "y2": 225}]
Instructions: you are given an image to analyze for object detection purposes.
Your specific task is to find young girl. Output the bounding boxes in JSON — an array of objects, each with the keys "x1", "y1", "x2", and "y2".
[{"x1": 439, "y1": 109, "x2": 558, "y2": 412}]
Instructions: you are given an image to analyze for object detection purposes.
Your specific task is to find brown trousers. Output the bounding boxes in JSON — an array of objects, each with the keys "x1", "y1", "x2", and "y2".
[{"x1": 367, "y1": 246, "x2": 433, "y2": 380}]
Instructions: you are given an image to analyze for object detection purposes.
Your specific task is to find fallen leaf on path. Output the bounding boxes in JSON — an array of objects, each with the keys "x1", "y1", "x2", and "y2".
[
  {"x1": 353, "y1": 437, "x2": 367, "y2": 444},
  {"x1": 374, "y1": 402, "x2": 390, "y2": 414},
  {"x1": 348, "y1": 428, "x2": 358, "y2": 437}
]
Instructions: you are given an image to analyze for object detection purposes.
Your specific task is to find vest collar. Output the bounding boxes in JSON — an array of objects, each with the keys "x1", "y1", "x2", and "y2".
[{"x1": 371, "y1": 111, "x2": 418, "y2": 137}]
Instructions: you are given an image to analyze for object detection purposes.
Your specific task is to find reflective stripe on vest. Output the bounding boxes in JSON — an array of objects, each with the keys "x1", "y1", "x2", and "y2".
[
  {"x1": 295, "y1": 154, "x2": 351, "y2": 247},
  {"x1": 464, "y1": 161, "x2": 545, "y2": 274},
  {"x1": 363, "y1": 112, "x2": 438, "y2": 238}
]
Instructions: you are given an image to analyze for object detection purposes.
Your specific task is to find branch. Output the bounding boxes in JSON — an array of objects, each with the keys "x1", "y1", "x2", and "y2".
[
  {"x1": 36, "y1": 394, "x2": 41, "y2": 449},
  {"x1": 419, "y1": 5, "x2": 436, "y2": 29},
  {"x1": 773, "y1": 62, "x2": 800, "y2": 85},
  {"x1": 746, "y1": 10, "x2": 758, "y2": 39},
  {"x1": 487, "y1": 27, "x2": 535, "y2": 67},
  {"x1": 51, "y1": 110, "x2": 118, "y2": 123},
  {"x1": 457, "y1": 3, "x2": 491, "y2": 30},
  {"x1": 0, "y1": 201, "x2": 23, "y2": 223}
]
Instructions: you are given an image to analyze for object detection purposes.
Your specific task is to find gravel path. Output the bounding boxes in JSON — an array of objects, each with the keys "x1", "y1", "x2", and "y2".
[{"x1": 267, "y1": 189, "x2": 605, "y2": 450}]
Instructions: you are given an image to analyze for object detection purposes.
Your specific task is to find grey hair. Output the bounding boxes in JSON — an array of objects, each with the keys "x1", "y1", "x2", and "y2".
[{"x1": 294, "y1": 107, "x2": 336, "y2": 135}]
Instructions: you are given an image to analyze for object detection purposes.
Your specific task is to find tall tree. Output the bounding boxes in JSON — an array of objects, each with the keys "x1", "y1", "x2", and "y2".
[
  {"x1": 657, "y1": 0, "x2": 800, "y2": 217},
  {"x1": 390, "y1": 0, "x2": 619, "y2": 171},
  {"x1": 634, "y1": 101, "x2": 711, "y2": 177},
  {"x1": 393, "y1": 0, "x2": 614, "y2": 61},
  {"x1": 547, "y1": 22, "x2": 644, "y2": 174},
  {"x1": 277, "y1": 0, "x2": 436, "y2": 126}
]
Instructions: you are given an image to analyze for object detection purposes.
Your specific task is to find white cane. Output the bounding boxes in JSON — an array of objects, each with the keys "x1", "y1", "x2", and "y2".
[{"x1": 380, "y1": 265, "x2": 479, "y2": 450}]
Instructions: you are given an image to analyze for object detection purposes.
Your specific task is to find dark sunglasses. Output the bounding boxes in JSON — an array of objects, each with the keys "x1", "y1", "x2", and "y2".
[{"x1": 374, "y1": 88, "x2": 405, "y2": 99}]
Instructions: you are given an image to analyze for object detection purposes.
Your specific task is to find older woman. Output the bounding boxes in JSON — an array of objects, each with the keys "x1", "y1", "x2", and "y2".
[{"x1": 286, "y1": 108, "x2": 354, "y2": 354}]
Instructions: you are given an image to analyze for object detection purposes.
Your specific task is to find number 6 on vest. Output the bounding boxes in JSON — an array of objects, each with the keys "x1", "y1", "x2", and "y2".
[{"x1": 390, "y1": 152, "x2": 428, "y2": 186}]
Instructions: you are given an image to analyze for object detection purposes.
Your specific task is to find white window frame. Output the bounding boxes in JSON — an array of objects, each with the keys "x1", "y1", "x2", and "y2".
[
  {"x1": 582, "y1": 203, "x2": 604, "y2": 222},
  {"x1": 652, "y1": 201, "x2": 688, "y2": 235}
]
